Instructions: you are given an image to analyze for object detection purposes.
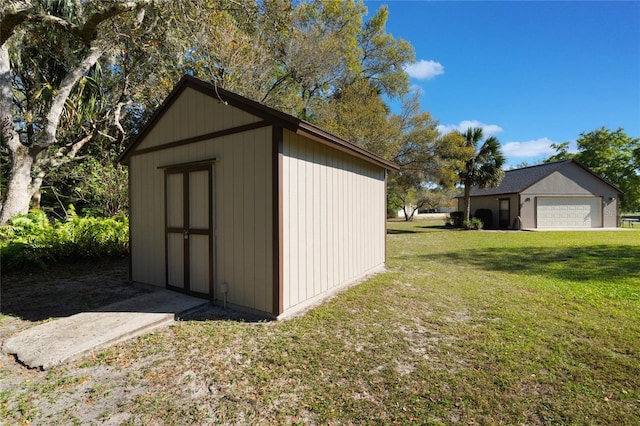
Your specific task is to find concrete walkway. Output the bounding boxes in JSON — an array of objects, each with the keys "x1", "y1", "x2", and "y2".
[{"x1": 3, "y1": 289, "x2": 209, "y2": 370}]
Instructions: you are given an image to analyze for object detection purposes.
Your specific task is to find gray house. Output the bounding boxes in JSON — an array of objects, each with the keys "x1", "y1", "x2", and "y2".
[
  {"x1": 119, "y1": 75, "x2": 398, "y2": 319},
  {"x1": 458, "y1": 160, "x2": 621, "y2": 229}
]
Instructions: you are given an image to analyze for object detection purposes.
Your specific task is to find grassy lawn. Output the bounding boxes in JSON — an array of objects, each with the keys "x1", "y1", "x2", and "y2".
[{"x1": 1, "y1": 222, "x2": 639, "y2": 424}]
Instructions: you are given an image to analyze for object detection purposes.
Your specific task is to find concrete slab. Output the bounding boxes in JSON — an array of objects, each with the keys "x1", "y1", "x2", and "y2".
[{"x1": 3, "y1": 289, "x2": 208, "y2": 370}]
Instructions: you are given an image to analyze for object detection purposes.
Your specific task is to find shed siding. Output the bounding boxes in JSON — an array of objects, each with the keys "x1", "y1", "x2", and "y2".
[
  {"x1": 129, "y1": 126, "x2": 273, "y2": 314},
  {"x1": 281, "y1": 131, "x2": 386, "y2": 312},
  {"x1": 135, "y1": 87, "x2": 262, "y2": 152}
]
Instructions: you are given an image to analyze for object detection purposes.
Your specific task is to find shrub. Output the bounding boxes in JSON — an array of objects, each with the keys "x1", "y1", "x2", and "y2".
[
  {"x1": 0, "y1": 207, "x2": 128, "y2": 272},
  {"x1": 447, "y1": 211, "x2": 465, "y2": 228},
  {"x1": 475, "y1": 209, "x2": 493, "y2": 229},
  {"x1": 463, "y1": 218, "x2": 484, "y2": 230}
]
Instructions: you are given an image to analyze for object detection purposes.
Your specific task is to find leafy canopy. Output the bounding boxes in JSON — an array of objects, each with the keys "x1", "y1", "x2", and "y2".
[{"x1": 546, "y1": 127, "x2": 640, "y2": 212}]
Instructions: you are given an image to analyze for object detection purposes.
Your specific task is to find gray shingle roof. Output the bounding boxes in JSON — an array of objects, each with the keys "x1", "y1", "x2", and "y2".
[{"x1": 469, "y1": 160, "x2": 573, "y2": 196}]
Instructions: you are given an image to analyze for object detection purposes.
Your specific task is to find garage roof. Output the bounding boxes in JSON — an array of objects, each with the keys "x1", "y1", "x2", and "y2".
[{"x1": 468, "y1": 160, "x2": 622, "y2": 196}]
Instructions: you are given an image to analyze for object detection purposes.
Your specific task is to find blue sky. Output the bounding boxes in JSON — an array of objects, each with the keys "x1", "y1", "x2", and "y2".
[{"x1": 364, "y1": 0, "x2": 640, "y2": 168}]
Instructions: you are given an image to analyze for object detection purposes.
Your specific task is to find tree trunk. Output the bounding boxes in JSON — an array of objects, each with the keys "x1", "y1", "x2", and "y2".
[
  {"x1": 1, "y1": 1, "x2": 150, "y2": 224},
  {"x1": 463, "y1": 179, "x2": 472, "y2": 222},
  {"x1": 0, "y1": 42, "x2": 32, "y2": 225},
  {"x1": 0, "y1": 43, "x2": 104, "y2": 224},
  {"x1": 402, "y1": 204, "x2": 416, "y2": 221},
  {"x1": 0, "y1": 145, "x2": 38, "y2": 224}
]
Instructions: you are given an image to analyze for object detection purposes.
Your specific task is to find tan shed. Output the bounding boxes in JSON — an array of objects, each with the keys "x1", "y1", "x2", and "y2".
[{"x1": 118, "y1": 75, "x2": 398, "y2": 319}]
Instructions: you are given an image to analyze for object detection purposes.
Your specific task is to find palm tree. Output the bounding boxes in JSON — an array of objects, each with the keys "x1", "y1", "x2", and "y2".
[{"x1": 458, "y1": 128, "x2": 506, "y2": 222}]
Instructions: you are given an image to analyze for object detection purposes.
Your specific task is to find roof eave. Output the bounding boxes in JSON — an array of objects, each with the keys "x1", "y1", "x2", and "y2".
[
  {"x1": 560, "y1": 159, "x2": 624, "y2": 194},
  {"x1": 118, "y1": 75, "x2": 400, "y2": 171},
  {"x1": 296, "y1": 122, "x2": 400, "y2": 171}
]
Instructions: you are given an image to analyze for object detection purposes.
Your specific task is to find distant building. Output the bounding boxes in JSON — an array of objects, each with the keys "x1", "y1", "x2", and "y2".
[{"x1": 457, "y1": 160, "x2": 621, "y2": 229}]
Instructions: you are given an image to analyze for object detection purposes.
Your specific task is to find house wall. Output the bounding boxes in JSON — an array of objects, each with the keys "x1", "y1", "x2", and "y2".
[
  {"x1": 520, "y1": 166, "x2": 619, "y2": 227},
  {"x1": 128, "y1": 88, "x2": 274, "y2": 314},
  {"x1": 458, "y1": 194, "x2": 520, "y2": 228},
  {"x1": 281, "y1": 130, "x2": 386, "y2": 315}
]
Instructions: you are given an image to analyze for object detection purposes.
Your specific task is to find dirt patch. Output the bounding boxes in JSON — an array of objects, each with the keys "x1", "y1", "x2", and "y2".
[
  {"x1": 0, "y1": 258, "x2": 157, "y2": 424},
  {"x1": 1, "y1": 257, "x2": 148, "y2": 323},
  {"x1": 0, "y1": 260, "x2": 272, "y2": 424}
]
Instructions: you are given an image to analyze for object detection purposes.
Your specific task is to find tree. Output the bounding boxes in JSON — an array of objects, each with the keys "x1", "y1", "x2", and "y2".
[
  {"x1": 386, "y1": 95, "x2": 441, "y2": 221},
  {"x1": 1, "y1": 0, "x2": 417, "y2": 224},
  {"x1": 545, "y1": 127, "x2": 640, "y2": 211},
  {"x1": 456, "y1": 128, "x2": 506, "y2": 222},
  {"x1": 314, "y1": 79, "x2": 401, "y2": 159},
  {"x1": 0, "y1": 0, "x2": 419, "y2": 224},
  {"x1": 251, "y1": 1, "x2": 413, "y2": 119},
  {"x1": 384, "y1": 96, "x2": 474, "y2": 221},
  {"x1": 574, "y1": 127, "x2": 639, "y2": 212},
  {"x1": 543, "y1": 141, "x2": 575, "y2": 163},
  {"x1": 0, "y1": 0, "x2": 155, "y2": 225}
]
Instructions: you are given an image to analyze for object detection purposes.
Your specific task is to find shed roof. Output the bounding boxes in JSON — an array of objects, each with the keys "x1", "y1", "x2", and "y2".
[
  {"x1": 468, "y1": 159, "x2": 622, "y2": 196},
  {"x1": 118, "y1": 75, "x2": 399, "y2": 171}
]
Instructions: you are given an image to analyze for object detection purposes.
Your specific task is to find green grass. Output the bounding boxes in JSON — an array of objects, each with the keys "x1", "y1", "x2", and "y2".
[{"x1": 2, "y1": 222, "x2": 639, "y2": 425}]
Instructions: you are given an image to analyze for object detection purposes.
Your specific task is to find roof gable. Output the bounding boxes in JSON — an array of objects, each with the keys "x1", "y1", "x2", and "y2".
[
  {"x1": 118, "y1": 75, "x2": 399, "y2": 170},
  {"x1": 469, "y1": 160, "x2": 622, "y2": 196}
]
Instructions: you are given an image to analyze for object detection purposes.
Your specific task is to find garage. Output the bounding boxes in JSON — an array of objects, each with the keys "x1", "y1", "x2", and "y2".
[
  {"x1": 536, "y1": 197, "x2": 602, "y2": 228},
  {"x1": 459, "y1": 160, "x2": 620, "y2": 229}
]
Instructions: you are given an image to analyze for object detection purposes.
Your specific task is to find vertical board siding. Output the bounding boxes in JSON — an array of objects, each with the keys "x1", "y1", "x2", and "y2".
[
  {"x1": 128, "y1": 88, "x2": 273, "y2": 314},
  {"x1": 130, "y1": 153, "x2": 166, "y2": 287},
  {"x1": 281, "y1": 131, "x2": 386, "y2": 311},
  {"x1": 135, "y1": 87, "x2": 262, "y2": 152}
]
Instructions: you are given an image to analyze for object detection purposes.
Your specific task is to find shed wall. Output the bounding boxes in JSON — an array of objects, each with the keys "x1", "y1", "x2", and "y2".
[
  {"x1": 135, "y1": 87, "x2": 262, "y2": 152},
  {"x1": 281, "y1": 131, "x2": 386, "y2": 314},
  {"x1": 129, "y1": 93, "x2": 273, "y2": 314}
]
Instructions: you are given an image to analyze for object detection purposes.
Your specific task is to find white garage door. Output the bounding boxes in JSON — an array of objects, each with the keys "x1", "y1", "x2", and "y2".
[{"x1": 536, "y1": 197, "x2": 601, "y2": 228}]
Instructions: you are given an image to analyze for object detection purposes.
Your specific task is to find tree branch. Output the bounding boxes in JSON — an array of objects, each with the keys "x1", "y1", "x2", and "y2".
[
  {"x1": 37, "y1": 43, "x2": 105, "y2": 151},
  {"x1": 79, "y1": 1, "x2": 151, "y2": 41},
  {"x1": 1, "y1": 1, "x2": 152, "y2": 45}
]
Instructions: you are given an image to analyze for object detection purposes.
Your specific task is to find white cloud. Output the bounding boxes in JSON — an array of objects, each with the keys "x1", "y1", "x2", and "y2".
[
  {"x1": 404, "y1": 59, "x2": 444, "y2": 80},
  {"x1": 437, "y1": 120, "x2": 504, "y2": 136},
  {"x1": 501, "y1": 138, "x2": 558, "y2": 158}
]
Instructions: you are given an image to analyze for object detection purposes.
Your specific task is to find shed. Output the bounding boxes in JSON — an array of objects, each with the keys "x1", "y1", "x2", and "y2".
[
  {"x1": 457, "y1": 160, "x2": 622, "y2": 229},
  {"x1": 118, "y1": 75, "x2": 398, "y2": 319}
]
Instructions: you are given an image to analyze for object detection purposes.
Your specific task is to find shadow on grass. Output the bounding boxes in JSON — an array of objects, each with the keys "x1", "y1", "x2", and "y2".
[
  {"x1": 0, "y1": 258, "x2": 149, "y2": 322},
  {"x1": 387, "y1": 228, "x2": 422, "y2": 234},
  {"x1": 424, "y1": 244, "x2": 640, "y2": 284},
  {"x1": 417, "y1": 225, "x2": 452, "y2": 230},
  {"x1": 387, "y1": 225, "x2": 451, "y2": 234},
  {"x1": 181, "y1": 306, "x2": 271, "y2": 323}
]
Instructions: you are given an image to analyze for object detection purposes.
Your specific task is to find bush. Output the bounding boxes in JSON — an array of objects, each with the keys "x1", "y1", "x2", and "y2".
[
  {"x1": 447, "y1": 211, "x2": 465, "y2": 228},
  {"x1": 463, "y1": 218, "x2": 484, "y2": 230},
  {"x1": 475, "y1": 209, "x2": 493, "y2": 229},
  {"x1": 0, "y1": 207, "x2": 128, "y2": 272}
]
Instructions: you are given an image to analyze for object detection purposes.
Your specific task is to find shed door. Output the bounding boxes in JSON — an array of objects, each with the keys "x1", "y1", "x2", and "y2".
[
  {"x1": 536, "y1": 197, "x2": 601, "y2": 228},
  {"x1": 165, "y1": 165, "x2": 214, "y2": 297}
]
